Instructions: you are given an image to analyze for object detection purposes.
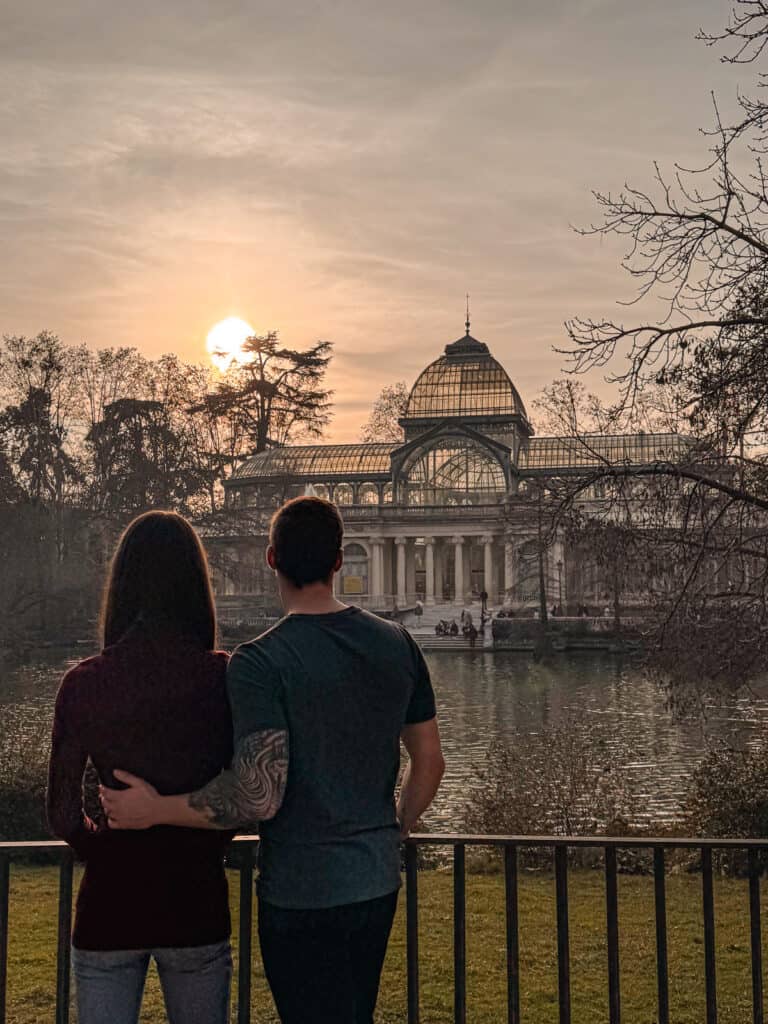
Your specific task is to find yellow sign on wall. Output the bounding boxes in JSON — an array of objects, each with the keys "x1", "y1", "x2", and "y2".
[{"x1": 342, "y1": 575, "x2": 364, "y2": 595}]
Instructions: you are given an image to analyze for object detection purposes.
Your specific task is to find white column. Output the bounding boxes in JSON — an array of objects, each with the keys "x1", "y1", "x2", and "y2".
[
  {"x1": 435, "y1": 541, "x2": 445, "y2": 603},
  {"x1": 453, "y1": 535, "x2": 464, "y2": 604},
  {"x1": 504, "y1": 539, "x2": 515, "y2": 600},
  {"x1": 381, "y1": 539, "x2": 392, "y2": 598},
  {"x1": 406, "y1": 542, "x2": 417, "y2": 600},
  {"x1": 425, "y1": 537, "x2": 436, "y2": 606},
  {"x1": 395, "y1": 536, "x2": 407, "y2": 605},
  {"x1": 369, "y1": 536, "x2": 383, "y2": 601},
  {"x1": 482, "y1": 534, "x2": 495, "y2": 603}
]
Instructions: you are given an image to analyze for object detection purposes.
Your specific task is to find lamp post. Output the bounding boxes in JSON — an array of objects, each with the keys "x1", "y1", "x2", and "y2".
[{"x1": 556, "y1": 559, "x2": 563, "y2": 615}]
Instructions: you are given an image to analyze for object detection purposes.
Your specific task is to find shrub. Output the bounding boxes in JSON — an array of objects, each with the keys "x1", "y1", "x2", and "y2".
[
  {"x1": 683, "y1": 739, "x2": 768, "y2": 874},
  {"x1": 0, "y1": 717, "x2": 50, "y2": 841},
  {"x1": 0, "y1": 715, "x2": 103, "y2": 849},
  {"x1": 462, "y1": 717, "x2": 649, "y2": 869}
]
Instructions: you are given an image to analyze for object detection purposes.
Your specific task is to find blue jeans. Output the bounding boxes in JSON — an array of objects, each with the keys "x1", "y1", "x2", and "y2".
[{"x1": 72, "y1": 940, "x2": 232, "y2": 1024}]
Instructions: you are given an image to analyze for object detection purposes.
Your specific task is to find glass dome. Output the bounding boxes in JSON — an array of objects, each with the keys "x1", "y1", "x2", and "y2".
[{"x1": 403, "y1": 332, "x2": 528, "y2": 422}]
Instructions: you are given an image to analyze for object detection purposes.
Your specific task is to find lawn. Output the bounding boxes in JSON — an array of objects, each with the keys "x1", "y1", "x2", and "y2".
[{"x1": 5, "y1": 862, "x2": 766, "y2": 1022}]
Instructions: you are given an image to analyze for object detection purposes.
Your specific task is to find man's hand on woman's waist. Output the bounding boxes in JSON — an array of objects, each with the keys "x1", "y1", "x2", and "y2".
[{"x1": 100, "y1": 729, "x2": 289, "y2": 831}]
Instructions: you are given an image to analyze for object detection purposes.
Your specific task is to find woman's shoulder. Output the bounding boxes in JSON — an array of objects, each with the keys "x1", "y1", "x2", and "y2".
[
  {"x1": 62, "y1": 652, "x2": 106, "y2": 681},
  {"x1": 186, "y1": 647, "x2": 229, "y2": 685},
  {"x1": 56, "y1": 652, "x2": 109, "y2": 705},
  {"x1": 207, "y1": 649, "x2": 230, "y2": 675}
]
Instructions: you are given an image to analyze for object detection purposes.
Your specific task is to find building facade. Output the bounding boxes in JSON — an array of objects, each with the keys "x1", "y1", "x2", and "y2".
[{"x1": 218, "y1": 326, "x2": 686, "y2": 612}]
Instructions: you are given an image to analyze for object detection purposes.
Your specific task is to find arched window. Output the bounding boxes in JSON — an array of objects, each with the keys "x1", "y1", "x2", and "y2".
[
  {"x1": 341, "y1": 542, "x2": 369, "y2": 596},
  {"x1": 311, "y1": 483, "x2": 329, "y2": 500},
  {"x1": 382, "y1": 483, "x2": 394, "y2": 504},
  {"x1": 358, "y1": 483, "x2": 380, "y2": 505},
  {"x1": 403, "y1": 438, "x2": 506, "y2": 506},
  {"x1": 335, "y1": 483, "x2": 354, "y2": 505}
]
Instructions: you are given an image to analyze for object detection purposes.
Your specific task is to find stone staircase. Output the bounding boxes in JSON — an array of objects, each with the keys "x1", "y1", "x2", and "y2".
[
  {"x1": 407, "y1": 601, "x2": 493, "y2": 651},
  {"x1": 414, "y1": 632, "x2": 489, "y2": 652},
  {"x1": 399, "y1": 600, "x2": 488, "y2": 629}
]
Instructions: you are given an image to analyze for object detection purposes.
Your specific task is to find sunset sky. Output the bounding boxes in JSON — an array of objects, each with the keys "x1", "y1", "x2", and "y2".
[{"x1": 1, "y1": 0, "x2": 744, "y2": 439}]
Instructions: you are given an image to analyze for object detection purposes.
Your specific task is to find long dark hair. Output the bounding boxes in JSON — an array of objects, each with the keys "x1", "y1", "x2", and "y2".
[{"x1": 100, "y1": 511, "x2": 217, "y2": 650}]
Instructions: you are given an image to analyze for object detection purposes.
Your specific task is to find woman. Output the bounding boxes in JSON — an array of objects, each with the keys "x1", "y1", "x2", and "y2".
[{"x1": 47, "y1": 511, "x2": 234, "y2": 1024}]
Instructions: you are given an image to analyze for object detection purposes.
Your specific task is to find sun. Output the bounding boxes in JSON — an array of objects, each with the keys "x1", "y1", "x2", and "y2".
[{"x1": 206, "y1": 317, "x2": 256, "y2": 371}]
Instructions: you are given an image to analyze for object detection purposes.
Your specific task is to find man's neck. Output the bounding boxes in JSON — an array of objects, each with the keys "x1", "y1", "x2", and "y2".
[{"x1": 280, "y1": 580, "x2": 348, "y2": 617}]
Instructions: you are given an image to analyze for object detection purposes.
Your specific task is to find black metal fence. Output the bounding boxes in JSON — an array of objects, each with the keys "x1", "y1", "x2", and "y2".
[{"x1": 2, "y1": 833, "x2": 768, "y2": 1024}]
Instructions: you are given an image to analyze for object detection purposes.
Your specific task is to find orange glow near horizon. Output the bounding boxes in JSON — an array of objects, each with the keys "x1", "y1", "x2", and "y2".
[{"x1": 205, "y1": 317, "x2": 256, "y2": 371}]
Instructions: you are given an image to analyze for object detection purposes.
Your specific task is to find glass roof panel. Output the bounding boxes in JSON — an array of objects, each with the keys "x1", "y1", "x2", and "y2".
[
  {"x1": 232, "y1": 443, "x2": 396, "y2": 481},
  {"x1": 519, "y1": 433, "x2": 690, "y2": 471}
]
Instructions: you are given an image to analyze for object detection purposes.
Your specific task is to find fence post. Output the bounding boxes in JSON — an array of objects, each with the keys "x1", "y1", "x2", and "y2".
[
  {"x1": 749, "y1": 848, "x2": 764, "y2": 1024},
  {"x1": 55, "y1": 853, "x2": 73, "y2": 1024},
  {"x1": 555, "y1": 845, "x2": 571, "y2": 1024},
  {"x1": 605, "y1": 845, "x2": 621, "y2": 1024},
  {"x1": 504, "y1": 845, "x2": 520, "y2": 1024},
  {"x1": 654, "y1": 847, "x2": 669, "y2": 1024},
  {"x1": 405, "y1": 842, "x2": 420, "y2": 1024},
  {"x1": 702, "y1": 846, "x2": 718, "y2": 1024},
  {"x1": 0, "y1": 856, "x2": 8, "y2": 1024},
  {"x1": 453, "y1": 844, "x2": 466, "y2": 1024},
  {"x1": 237, "y1": 846, "x2": 254, "y2": 1024}
]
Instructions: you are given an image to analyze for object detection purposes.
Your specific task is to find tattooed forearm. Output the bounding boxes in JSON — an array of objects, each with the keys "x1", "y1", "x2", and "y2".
[{"x1": 189, "y1": 729, "x2": 289, "y2": 829}]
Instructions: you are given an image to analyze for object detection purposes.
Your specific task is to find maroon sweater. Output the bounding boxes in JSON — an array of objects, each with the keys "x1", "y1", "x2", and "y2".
[{"x1": 47, "y1": 629, "x2": 234, "y2": 951}]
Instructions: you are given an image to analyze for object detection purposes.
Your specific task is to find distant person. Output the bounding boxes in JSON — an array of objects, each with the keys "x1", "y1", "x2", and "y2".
[
  {"x1": 450, "y1": 619, "x2": 459, "y2": 636},
  {"x1": 414, "y1": 598, "x2": 424, "y2": 623},
  {"x1": 101, "y1": 497, "x2": 445, "y2": 1024},
  {"x1": 47, "y1": 512, "x2": 234, "y2": 1024},
  {"x1": 468, "y1": 623, "x2": 478, "y2": 647}
]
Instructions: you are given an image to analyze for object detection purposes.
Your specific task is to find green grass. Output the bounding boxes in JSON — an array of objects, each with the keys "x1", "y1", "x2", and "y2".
[{"x1": 5, "y1": 863, "x2": 767, "y2": 1022}]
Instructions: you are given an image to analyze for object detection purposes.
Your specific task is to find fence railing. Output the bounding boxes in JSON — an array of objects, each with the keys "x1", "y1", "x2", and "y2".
[{"x1": 2, "y1": 833, "x2": 768, "y2": 1024}]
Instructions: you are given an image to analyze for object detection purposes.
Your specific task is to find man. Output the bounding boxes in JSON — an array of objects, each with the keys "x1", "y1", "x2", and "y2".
[{"x1": 101, "y1": 497, "x2": 445, "y2": 1024}]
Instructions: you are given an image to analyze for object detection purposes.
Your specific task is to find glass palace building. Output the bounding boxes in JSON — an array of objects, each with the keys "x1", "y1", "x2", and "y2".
[{"x1": 219, "y1": 325, "x2": 685, "y2": 611}]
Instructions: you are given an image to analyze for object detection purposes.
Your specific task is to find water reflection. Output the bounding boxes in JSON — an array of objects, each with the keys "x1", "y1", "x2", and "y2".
[
  {"x1": 426, "y1": 652, "x2": 768, "y2": 827},
  {"x1": 3, "y1": 649, "x2": 768, "y2": 828}
]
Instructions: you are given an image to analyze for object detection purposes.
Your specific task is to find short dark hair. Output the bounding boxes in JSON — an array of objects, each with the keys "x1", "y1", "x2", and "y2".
[
  {"x1": 100, "y1": 511, "x2": 217, "y2": 650},
  {"x1": 270, "y1": 497, "x2": 344, "y2": 588}
]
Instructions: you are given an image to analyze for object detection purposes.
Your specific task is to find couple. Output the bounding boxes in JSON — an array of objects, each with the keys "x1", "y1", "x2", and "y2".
[{"x1": 47, "y1": 497, "x2": 445, "y2": 1024}]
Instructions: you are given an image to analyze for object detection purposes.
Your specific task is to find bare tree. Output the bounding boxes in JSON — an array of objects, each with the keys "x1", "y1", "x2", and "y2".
[
  {"x1": 564, "y1": 3, "x2": 768, "y2": 444},
  {"x1": 360, "y1": 381, "x2": 409, "y2": 442},
  {"x1": 552, "y1": 2, "x2": 768, "y2": 690}
]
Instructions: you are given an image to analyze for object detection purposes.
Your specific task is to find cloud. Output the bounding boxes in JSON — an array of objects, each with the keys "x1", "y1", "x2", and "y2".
[{"x1": 0, "y1": 0, "x2": 747, "y2": 438}]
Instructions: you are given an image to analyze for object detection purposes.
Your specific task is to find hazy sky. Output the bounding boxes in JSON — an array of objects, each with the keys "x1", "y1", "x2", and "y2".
[{"x1": 0, "y1": 0, "x2": 746, "y2": 439}]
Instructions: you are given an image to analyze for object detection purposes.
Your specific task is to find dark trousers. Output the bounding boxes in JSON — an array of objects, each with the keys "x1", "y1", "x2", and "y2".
[{"x1": 258, "y1": 890, "x2": 399, "y2": 1024}]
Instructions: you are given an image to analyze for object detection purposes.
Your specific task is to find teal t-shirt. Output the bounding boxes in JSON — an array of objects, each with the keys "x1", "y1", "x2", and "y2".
[{"x1": 227, "y1": 606, "x2": 436, "y2": 909}]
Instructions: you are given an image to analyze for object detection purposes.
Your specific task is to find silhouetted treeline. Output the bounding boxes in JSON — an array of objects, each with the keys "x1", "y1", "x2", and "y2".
[{"x1": 0, "y1": 331, "x2": 332, "y2": 643}]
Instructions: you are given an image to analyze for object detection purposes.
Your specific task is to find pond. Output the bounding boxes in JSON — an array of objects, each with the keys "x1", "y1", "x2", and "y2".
[{"x1": 3, "y1": 647, "x2": 768, "y2": 829}]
